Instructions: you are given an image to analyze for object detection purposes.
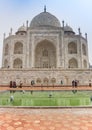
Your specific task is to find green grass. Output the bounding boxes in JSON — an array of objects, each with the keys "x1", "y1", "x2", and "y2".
[{"x1": 0, "y1": 90, "x2": 92, "y2": 106}]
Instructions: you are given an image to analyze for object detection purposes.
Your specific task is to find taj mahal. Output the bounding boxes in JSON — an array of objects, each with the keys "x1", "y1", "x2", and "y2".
[{"x1": 0, "y1": 7, "x2": 92, "y2": 86}]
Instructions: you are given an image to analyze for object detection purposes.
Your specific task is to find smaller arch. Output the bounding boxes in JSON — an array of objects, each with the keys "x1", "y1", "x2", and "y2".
[
  {"x1": 43, "y1": 78, "x2": 49, "y2": 83},
  {"x1": 82, "y1": 44, "x2": 86, "y2": 55},
  {"x1": 68, "y1": 42, "x2": 77, "y2": 54},
  {"x1": 51, "y1": 78, "x2": 56, "y2": 84},
  {"x1": 68, "y1": 58, "x2": 78, "y2": 68},
  {"x1": 13, "y1": 58, "x2": 22, "y2": 68},
  {"x1": 14, "y1": 42, "x2": 23, "y2": 54},
  {"x1": 83, "y1": 60, "x2": 87, "y2": 68},
  {"x1": 4, "y1": 44, "x2": 9, "y2": 56},
  {"x1": 36, "y1": 78, "x2": 42, "y2": 84}
]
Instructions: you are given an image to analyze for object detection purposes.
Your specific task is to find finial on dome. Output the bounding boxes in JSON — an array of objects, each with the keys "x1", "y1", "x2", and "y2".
[
  {"x1": 44, "y1": 5, "x2": 46, "y2": 12},
  {"x1": 62, "y1": 20, "x2": 64, "y2": 28},
  {"x1": 78, "y1": 27, "x2": 82, "y2": 36},
  {"x1": 78, "y1": 27, "x2": 81, "y2": 35}
]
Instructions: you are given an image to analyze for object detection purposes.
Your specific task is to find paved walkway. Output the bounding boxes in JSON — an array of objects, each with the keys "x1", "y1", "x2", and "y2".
[{"x1": 0, "y1": 108, "x2": 92, "y2": 130}]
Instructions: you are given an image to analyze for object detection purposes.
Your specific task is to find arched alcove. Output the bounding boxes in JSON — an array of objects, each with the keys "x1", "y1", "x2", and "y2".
[
  {"x1": 35, "y1": 40, "x2": 56, "y2": 68},
  {"x1": 36, "y1": 78, "x2": 41, "y2": 84},
  {"x1": 68, "y1": 58, "x2": 78, "y2": 68},
  {"x1": 13, "y1": 58, "x2": 22, "y2": 68},
  {"x1": 43, "y1": 77, "x2": 49, "y2": 84},
  {"x1": 51, "y1": 78, "x2": 56, "y2": 85},
  {"x1": 68, "y1": 42, "x2": 77, "y2": 54},
  {"x1": 14, "y1": 42, "x2": 23, "y2": 54}
]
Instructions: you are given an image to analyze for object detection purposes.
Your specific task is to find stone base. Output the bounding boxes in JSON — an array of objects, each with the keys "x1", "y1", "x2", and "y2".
[{"x1": 0, "y1": 68, "x2": 92, "y2": 86}]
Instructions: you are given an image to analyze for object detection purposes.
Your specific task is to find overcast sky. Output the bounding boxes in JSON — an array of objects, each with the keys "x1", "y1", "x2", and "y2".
[{"x1": 0, "y1": 0, "x2": 92, "y2": 67}]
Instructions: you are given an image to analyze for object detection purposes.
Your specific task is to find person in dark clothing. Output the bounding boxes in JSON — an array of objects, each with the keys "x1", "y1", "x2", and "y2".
[
  {"x1": 9, "y1": 81, "x2": 13, "y2": 93},
  {"x1": 89, "y1": 83, "x2": 91, "y2": 87},
  {"x1": 13, "y1": 81, "x2": 17, "y2": 88},
  {"x1": 90, "y1": 96, "x2": 92, "y2": 102},
  {"x1": 75, "y1": 80, "x2": 78, "y2": 87},
  {"x1": 12, "y1": 81, "x2": 16, "y2": 93},
  {"x1": 31, "y1": 80, "x2": 35, "y2": 86},
  {"x1": 10, "y1": 81, "x2": 13, "y2": 88},
  {"x1": 72, "y1": 80, "x2": 75, "y2": 87},
  {"x1": 61, "y1": 80, "x2": 63, "y2": 86},
  {"x1": 89, "y1": 80, "x2": 91, "y2": 87}
]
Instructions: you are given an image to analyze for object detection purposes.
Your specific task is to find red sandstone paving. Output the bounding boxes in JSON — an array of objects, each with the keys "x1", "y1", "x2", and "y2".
[{"x1": 0, "y1": 108, "x2": 92, "y2": 130}]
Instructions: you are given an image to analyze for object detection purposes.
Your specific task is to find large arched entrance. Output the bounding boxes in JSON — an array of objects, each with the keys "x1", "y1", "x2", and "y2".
[{"x1": 35, "y1": 40, "x2": 56, "y2": 68}]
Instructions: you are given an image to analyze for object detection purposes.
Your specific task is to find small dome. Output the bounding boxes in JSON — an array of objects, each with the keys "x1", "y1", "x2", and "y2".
[
  {"x1": 18, "y1": 25, "x2": 27, "y2": 32},
  {"x1": 64, "y1": 24, "x2": 74, "y2": 32},
  {"x1": 30, "y1": 11, "x2": 61, "y2": 28}
]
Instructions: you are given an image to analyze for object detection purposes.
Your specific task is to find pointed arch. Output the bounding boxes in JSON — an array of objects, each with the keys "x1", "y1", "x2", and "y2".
[
  {"x1": 43, "y1": 77, "x2": 49, "y2": 83},
  {"x1": 35, "y1": 39, "x2": 56, "y2": 68},
  {"x1": 51, "y1": 78, "x2": 56, "y2": 83},
  {"x1": 14, "y1": 42, "x2": 23, "y2": 54},
  {"x1": 13, "y1": 58, "x2": 22, "y2": 68},
  {"x1": 36, "y1": 78, "x2": 42, "y2": 84},
  {"x1": 68, "y1": 42, "x2": 77, "y2": 54},
  {"x1": 68, "y1": 58, "x2": 78, "y2": 68}
]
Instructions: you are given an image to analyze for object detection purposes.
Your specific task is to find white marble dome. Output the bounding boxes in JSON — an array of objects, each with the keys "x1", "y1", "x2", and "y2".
[
  {"x1": 64, "y1": 24, "x2": 74, "y2": 32},
  {"x1": 18, "y1": 25, "x2": 27, "y2": 32},
  {"x1": 30, "y1": 11, "x2": 61, "y2": 28}
]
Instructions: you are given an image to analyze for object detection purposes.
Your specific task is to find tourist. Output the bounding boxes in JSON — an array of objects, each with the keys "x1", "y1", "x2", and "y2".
[
  {"x1": 9, "y1": 81, "x2": 13, "y2": 93},
  {"x1": 19, "y1": 81, "x2": 23, "y2": 88},
  {"x1": 13, "y1": 81, "x2": 17, "y2": 88},
  {"x1": 31, "y1": 80, "x2": 35, "y2": 86},
  {"x1": 49, "y1": 92, "x2": 52, "y2": 98},
  {"x1": 61, "y1": 80, "x2": 63, "y2": 86},
  {"x1": 9, "y1": 81, "x2": 13, "y2": 88},
  {"x1": 89, "y1": 80, "x2": 91, "y2": 87},
  {"x1": 30, "y1": 90, "x2": 33, "y2": 94},
  {"x1": 75, "y1": 80, "x2": 78, "y2": 87},
  {"x1": 22, "y1": 90, "x2": 25, "y2": 94},
  {"x1": 90, "y1": 96, "x2": 92, "y2": 102},
  {"x1": 12, "y1": 81, "x2": 16, "y2": 93},
  {"x1": 10, "y1": 95, "x2": 14, "y2": 102},
  {"x1": 72, "y1": 80, "x2": 75, "y2": 87}
]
